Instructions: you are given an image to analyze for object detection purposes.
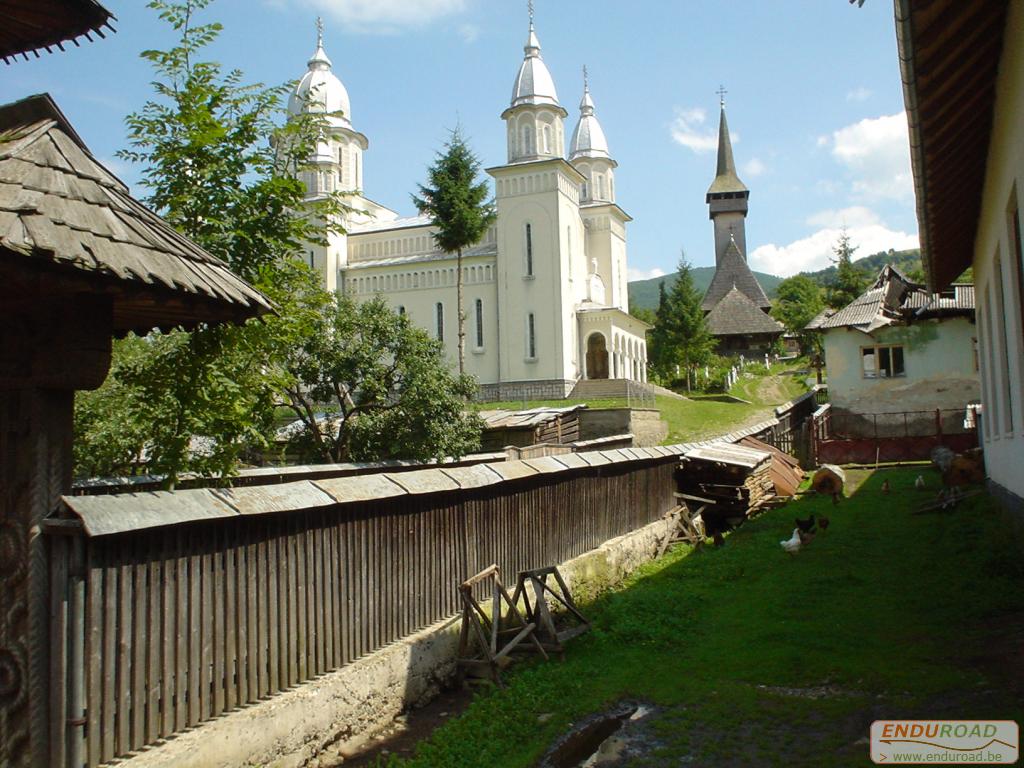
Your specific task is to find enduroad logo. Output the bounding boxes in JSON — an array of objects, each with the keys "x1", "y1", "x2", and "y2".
[{"x1": 871, "y1": 720, "x2": 1018, "y2": 764}]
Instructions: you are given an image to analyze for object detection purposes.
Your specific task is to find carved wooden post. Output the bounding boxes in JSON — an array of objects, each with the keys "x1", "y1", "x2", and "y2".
[{"x1": 0, "y1": 294, "x2": 111, "y2": 768}]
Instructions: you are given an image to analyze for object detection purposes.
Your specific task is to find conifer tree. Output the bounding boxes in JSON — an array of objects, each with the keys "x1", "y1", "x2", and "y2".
[
  {"x1": 649, "y1": 254, "x2": 715, "y2": 389},
  {"x1": 827, "y1": 227, "x2": 868, "y2": 308},
  {"x1": 412, "y1": 129, "x2": 496, "y2": 375}
]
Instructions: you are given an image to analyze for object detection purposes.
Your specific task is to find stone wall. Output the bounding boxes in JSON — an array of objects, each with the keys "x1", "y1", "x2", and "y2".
[
  {"x1": 577, "y1": 408, "x2": 668, "y2": 447},
  {"x1": 477, "y1": 379, "x2": 575, "y2": 402},
  {"x1": 114, "y1": 512, "x2": 679, "y2": 768}
]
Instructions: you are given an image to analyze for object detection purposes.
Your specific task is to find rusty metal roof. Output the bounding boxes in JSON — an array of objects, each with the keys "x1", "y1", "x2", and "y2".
[
  {"x1": 1, "y1": 0, "x2": 115, "y2": 64},
  {"x1": 0, "y1": 94, "x2": 272, "y2": 333}
]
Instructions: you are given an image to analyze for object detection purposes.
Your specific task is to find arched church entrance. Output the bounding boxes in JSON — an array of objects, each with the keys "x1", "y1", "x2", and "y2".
[{"x1": 586, "y1": 332, "x2": 609, "y2": 379}]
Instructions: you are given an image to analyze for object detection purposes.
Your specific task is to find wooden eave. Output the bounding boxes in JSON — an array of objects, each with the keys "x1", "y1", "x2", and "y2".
[
  {"x1": 896, "y1": 0, "x2": 1009, "y2": 290},
  {"x1": 1, "y1": 0, "x2": 116, "y2": 64}
]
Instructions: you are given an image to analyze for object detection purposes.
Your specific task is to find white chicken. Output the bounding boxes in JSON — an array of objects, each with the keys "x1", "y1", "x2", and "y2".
[
  {"x1": 915, "y1": 474, "x2": 926, "y2": 490},
  {"x1": 780, "y1": 528, "x2": 802, "y2": 556}
]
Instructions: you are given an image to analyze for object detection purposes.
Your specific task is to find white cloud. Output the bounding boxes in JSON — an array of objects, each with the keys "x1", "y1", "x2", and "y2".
[
  {"x1": 628, "y1": 267, "x2": 666, "y2": 282},
  {"x1": 306, "y1": 0, "x2": 467, "y2": 31},
  {"x1": 669, "y1": 107, "x2": 731, "y2": 154},
  {"x1": 743, "y1": 158, "x2": 766, "y2": 177},
  {"x1": 457, "y1": 22, "x2": 479, "y2": 43},
  {"x1": 826, "y1": 112, "x2": 913, "y2": 202},
  {"x1": 749, "y1": 213, "x2": 918, "y2": 277},
  {"x1": 846, "y1": 86, "x2": 872, "y2": 102}
]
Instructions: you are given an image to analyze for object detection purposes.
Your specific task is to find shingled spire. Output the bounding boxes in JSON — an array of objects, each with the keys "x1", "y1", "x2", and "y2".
[{"x1": 706, "y1": 95, "x2": 750, "y2": 265}]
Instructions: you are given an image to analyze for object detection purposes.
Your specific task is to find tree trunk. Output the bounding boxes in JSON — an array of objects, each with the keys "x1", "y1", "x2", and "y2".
[{"x1": 456, "y1": 247, "x2": 465, "y2": 376}]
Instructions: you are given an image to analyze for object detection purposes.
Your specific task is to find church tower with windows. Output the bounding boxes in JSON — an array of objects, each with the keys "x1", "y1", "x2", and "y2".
[
  {"x1": 489, "y1": 9, "x2": 588, "y2": 395},
  {"x1": 287, "y1": 20, "x2": 371, "y2": 292},
  {"x1": 705, "y1": 98, "x2": 750, "y2": 264}
]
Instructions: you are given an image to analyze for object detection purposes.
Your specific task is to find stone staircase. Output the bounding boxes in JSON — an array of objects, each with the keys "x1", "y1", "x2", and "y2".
[{"x1": 568, "y1": 379, "x2": 686, "y2": 404}]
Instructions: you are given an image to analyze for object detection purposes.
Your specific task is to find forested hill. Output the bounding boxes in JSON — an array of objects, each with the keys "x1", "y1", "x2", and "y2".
[{"x1": 627, "y1": 248, "x2": 923, "y2": 312}]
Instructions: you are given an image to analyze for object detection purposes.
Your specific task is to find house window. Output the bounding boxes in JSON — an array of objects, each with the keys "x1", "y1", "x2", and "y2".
[
  {"x1": 475, "y1": 298, "x2": 484, "y2": 349},
  {"x1": 436, "y1": 302, "x2": 444, "y2": 342},
  {"x1": 525, "y1": 223, "x2": 534, "y2": 276},
  {"x1": 861, "y1": 345, "x2": 905, "y2": 379},
  {"x1": 526, "y1": 313, "x2": 537, "y2": 360}
]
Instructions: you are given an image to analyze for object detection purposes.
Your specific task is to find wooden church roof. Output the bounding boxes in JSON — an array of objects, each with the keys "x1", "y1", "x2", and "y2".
[
  {"x1": 0, "y1": 94, "x2": 272, "y2": 334},
  {"x1": 705, "y1": 286, "x2": 783, "y2": 337},
  {"x1": 701, "y1": 236, "x2": 771, "y2": 312}
]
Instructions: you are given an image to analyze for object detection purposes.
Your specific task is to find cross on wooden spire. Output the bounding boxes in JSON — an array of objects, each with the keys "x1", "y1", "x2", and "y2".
[{"x1": 716, "y1": 85, "x2": 727, "y2": 108}]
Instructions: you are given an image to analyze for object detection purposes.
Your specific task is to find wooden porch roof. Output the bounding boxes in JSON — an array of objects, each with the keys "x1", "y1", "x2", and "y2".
[
  {"x1": 895, "y1": 0, "x2": 1010, "y2": 290},
  {"x1": 1, "y1": 0, "x2": 115, "y2": 64}
]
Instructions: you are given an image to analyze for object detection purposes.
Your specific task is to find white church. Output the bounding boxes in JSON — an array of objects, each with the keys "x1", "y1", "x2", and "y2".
[{"x1": 288, "y1": 15, "x2": 649, "y2": 400}]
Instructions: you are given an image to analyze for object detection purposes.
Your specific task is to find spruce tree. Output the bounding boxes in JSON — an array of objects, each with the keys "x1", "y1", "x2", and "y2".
[
  {"x1": 827, "y1": 227, "x2": 868, "y2": 308},
  {"x1": 412, "y1": 129, "x2": 496, "y2": 375},
  {"x1": 648, "y1": 254, "x2": 715, "y2": 389}
]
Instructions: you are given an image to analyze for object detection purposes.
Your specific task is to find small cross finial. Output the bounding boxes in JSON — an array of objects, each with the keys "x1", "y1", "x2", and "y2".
[
  {"x1": 528, "y1": 0, "x2": 534, "y2": 26},
  {"x1": 583, "y1": 64, "x2": 589, "y2": 91},
  {"x1": 716, "y1": 84, "x2": 727, "y2": 108},
  {"x1": 316, "y1": 16, "x2": 324, "y2": 47}
]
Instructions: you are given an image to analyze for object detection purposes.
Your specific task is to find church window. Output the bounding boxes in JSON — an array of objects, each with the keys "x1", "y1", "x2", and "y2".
[
  {"x1": 609, "y1": 176, "x2": 614, "y2": 200},
  {"x1": 436, "y1": 302, "x2": 444, "y2": 342},
  {"x1": 309, "y1": 250, "x2": 315, "y2": 269},
  {"x1": 543, "y1": 125, "x2": 551, "y2": 154},
  {"x1": 475, "y1": 299, "x2": 484, "y2": 349},
  {"x1": 526, "y1": 313, "x2": 537, "y2": 359},
  {"x1": 525, "y1": 223, "x2": 534, "y2": 276},
  {"x1": 567, "y1": 226, "x2": 573, "y2": 279},
  {"x1": 598, "y1": 174, "x2": 606, "y2": 200},
  {"x1": 522, "y1": 125, "x2": 533, "y2": 155},
  {"x1": 581, "y1": 180, "x2": 588, "y2": 200},
  {"x1": 398, "y1": 305, "x2": 406, "y2": 317},
  {"x1": 354, "y1": 152, "x2": 360, "y2": 187}
]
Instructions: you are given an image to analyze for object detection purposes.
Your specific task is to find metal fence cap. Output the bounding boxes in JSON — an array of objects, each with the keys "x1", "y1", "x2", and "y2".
[
  {"x1": 440, "y1": 464, "x2": 505, "y2": 489},
  {"x1": 383, "y1": 469, "x2": 460, "y2": 495},
  {"x1": 488, "y1": 460, "x2": 541, "y2": 480},
  {"x1": 212, "y1": 482, "x2": 336, "y2": 516},
  {"x1": 313, "y1": 473, "x2": 408, "y2": 503},
  {"x1": 62, "y1": 489, "x2": 238, "y2": 537}
]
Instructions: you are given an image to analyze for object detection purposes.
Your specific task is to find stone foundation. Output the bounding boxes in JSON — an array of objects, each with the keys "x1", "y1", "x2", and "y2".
[
  {"x1": 477, "y1": 379, "x2": 575, "y2": 402},
  {"x1": 114, "y1": 512, "x2": 678, "y2": 768}
]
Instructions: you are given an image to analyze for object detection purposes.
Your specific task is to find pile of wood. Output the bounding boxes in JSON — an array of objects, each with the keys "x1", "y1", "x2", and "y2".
[
  {"x1": 478, "y1": 406, "x2": 584, "y2": 451},
  {"x1": 677, "y1": 443, "x2": 775, "y2": 529},
  {"x1": 738, "y1": 435, "x2": 805, "y2": 496}
]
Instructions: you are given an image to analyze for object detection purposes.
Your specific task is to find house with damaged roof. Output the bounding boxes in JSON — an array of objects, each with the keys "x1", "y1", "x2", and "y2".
[
  {"x1": 700, "y1": 100, "x2": 783, "y2": 355},
  {"x1": 806, "y1": 265, "x2": 979, "y2": 433}
]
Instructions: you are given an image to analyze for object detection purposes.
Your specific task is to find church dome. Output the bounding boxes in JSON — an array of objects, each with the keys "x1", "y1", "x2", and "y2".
[
  {"x1": 288, "y1": 27, "x2": 352, "y2": 129},
  {"x1": 569, "y1": 82, "x2": 611, "y2": 160},
  {"x1": 510, "y1": 24, "x2": 560, "y2": 109}
]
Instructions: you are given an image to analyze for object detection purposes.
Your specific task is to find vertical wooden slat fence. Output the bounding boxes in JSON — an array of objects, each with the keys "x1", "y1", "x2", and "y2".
[{"x1": 55, "y1": 457, "x2": 675, "y2": 767}]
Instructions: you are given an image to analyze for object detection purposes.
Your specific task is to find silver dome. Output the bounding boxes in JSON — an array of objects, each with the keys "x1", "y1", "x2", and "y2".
[
  {"x1": 569, "y1": 84, "x2": 611, "y2": 160},
  {"x1": 510, "y1": 24, "x2": 560, "y2": 109},
  {"x1": 288, "y1": 35, "x2": 352, "y2": 129}
]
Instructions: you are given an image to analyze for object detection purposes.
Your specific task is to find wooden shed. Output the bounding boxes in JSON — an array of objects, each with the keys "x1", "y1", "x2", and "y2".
[
  {"x1": 478, "y1": 405, "x2": 585, "y2": 451},
  {"x1": 0, "y1": 92, "x2": 270, "y2": 768}
]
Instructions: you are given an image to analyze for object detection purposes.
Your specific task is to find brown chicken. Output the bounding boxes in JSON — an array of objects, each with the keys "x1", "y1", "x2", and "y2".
[
  {"x1": 818, "y1": 516, "x2": 830, "y2": 533},
  {"x1": 881, "y1": 479, "x2": 890, "y2": 494}
]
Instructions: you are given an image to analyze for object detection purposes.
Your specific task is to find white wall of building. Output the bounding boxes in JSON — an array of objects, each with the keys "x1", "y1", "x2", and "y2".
[
  {"x1": 822, "y1": 318, "x2": 980, "y2": 415},
  {"x1": 973, "y1": 0, "x2": 1024, "y2": 502}
]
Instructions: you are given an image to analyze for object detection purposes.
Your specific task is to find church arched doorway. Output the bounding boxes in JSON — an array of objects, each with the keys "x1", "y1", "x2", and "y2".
[{"x1": 586, "y1": 333, "x2": 609, "y2": 380}]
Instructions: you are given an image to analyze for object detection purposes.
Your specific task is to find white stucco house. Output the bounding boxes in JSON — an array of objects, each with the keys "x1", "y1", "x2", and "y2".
[
  {"x1": 894, "y1": 0, "x2": 1024, "y2": 512},
  {"x1": 287, "y1": 17, "x2": 649, "y2": 401},
  {"x1": 808, "y1": 266, "x2": 979, "y2": 433}
]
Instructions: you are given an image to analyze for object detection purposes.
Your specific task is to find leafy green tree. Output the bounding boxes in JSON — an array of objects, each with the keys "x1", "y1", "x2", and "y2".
[
  {"x1": 648, "y1": 254, "x2": 715, "y2": 389},
  {"x1": 75, "y1": 0, "x2": 471, "y2": 485},
  {"x1": 412, "y1": 128, "x2": 496, "y2": 375},
  {"x1": 771, "y1": 274, "x2": 824, "y2": 353},
  {"x1": 281, "y1": 296, "x2": 482, "y2": 463},
  {"x1": 826, "y1": 228, "x2": 868, "y2": 309}
]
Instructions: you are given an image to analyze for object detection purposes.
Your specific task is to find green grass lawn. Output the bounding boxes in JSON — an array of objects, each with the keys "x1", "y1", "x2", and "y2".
[{"x1": 376, "y1": 468, "x2": 1024, "y2": 767}]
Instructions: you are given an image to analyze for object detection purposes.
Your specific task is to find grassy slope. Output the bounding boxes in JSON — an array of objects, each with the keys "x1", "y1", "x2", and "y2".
[{"x1": 381, "y1": 468, "x2": 1024, "y2": 767}]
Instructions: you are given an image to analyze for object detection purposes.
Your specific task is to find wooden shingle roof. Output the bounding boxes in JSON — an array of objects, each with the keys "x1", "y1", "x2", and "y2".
[
  {"x1": 705, "y1": 286, "x2": 783, "y2": 337},
  {"x1": 0, "y1": 94, "x2": 272, "y2": 334},
  {"x1": 702, "y1": 236, "x2": 771, "y2": 312},
  {"x1": 1, "y1": 0, "x2": 115, "y2": 64}
]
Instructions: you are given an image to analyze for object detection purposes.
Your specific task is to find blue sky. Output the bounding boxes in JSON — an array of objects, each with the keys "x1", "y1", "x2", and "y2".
[{"x1": 2, "y1": 0, "x2": 917, "y2": 280}]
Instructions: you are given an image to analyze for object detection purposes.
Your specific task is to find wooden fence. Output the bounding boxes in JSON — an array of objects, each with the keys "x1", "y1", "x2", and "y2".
[{"x1": 49, "y1": 455, "x2": 676, "y2": 767}]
